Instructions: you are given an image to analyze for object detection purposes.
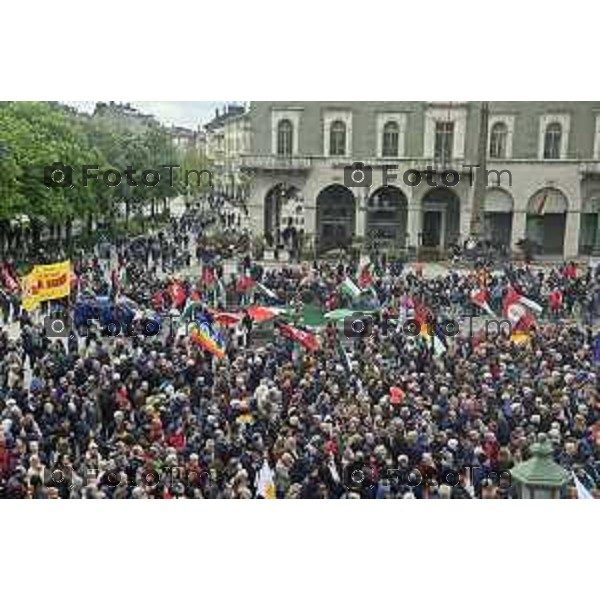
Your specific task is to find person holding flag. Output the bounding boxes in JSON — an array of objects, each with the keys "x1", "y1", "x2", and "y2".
[
  {"x1": 339, "y1": 276, "x2": 361, "y2": 301},
  {"x1": 358, "y1": 264, "x2": 374, "y2": 289},
  {"x1": 188, "y1": 311, "x2": 226, "y2": 359},
  {"x1": 255, "y1": 457, "x2": 276, "y2": 499},
  {"x1": 502, "y1": 284, "x2": 543, "y2": 338},
  {"x1": 275, "y1": 321, "x2": 320, "y2": 352}
]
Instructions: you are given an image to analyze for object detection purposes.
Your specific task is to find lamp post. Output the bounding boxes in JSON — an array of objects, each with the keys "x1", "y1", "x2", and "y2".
[{"x1": 510, "y1": 433, "x2": 570, "y2": 499}]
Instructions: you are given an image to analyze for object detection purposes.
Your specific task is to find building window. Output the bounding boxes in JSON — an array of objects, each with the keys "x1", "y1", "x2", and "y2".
[
  {"x1": 434, "y1": 121, "x2": 454, "y2": 162},
  {"x1": 382, "y1": 121, "x2": 399, "y2": 157},
  {"x1": 329, "y1": 120, "x2": 347, "y2": 156},
  {"x1": 489, "y1": 122, "x2": 508, "y2": 158},
  {"x1": 277, "y1": 119, "x2": 294, "y2": 156},
  {"x1": 544, "y1": 122, "x2": 562, "y2": 159}
]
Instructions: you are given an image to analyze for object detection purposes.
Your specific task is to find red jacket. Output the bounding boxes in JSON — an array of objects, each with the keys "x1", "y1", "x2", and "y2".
[
  {"x1": 167, "y1": 431, "x2": 186, "y2": 451},
  {"x1": 549, "y1": 290, "x2": 562, "y2": 310},
  {"x1": 0, "y1": 444, "x2": 13, "y2": 477}
]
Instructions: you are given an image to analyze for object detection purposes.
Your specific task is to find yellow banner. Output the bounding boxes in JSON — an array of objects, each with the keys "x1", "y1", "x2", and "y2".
[{"x1": 21, "y1": 260, "x2": 71, "y2": 312}]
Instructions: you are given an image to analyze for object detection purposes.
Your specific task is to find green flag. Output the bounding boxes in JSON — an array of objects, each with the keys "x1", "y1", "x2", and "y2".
[{"x1": 340, "y1": 276, "x2": 361, "y2": 299}]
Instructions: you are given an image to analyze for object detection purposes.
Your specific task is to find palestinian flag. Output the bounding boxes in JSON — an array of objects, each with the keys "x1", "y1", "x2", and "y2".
[
  {"x1": 502, "y1": 285, "x2": 541, "y2": 331},
  {"x1": 413, "y1": 299, "x2": 446, "y2": 356},
  {"x1": 180, "y1": 299, "x2": 202, "y2": 323},
  {"x1": 340, "y1": 276, "x2": 361, "y2": 299},
  {"x1": 470, "y1": 288, "x2": 497, "y2": 318},
  {"x1": 276, "y1": 322, "x2": 320, "y2": 352}
]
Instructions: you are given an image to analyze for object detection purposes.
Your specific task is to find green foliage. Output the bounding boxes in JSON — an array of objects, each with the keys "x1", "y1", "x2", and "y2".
[{"x1": 0, "y1": 101, "x2": 212, "y2": 230}]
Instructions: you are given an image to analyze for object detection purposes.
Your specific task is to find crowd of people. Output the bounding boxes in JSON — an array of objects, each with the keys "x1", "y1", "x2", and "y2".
[{"x1": 1, "y1": 206, "x2": 599, "y2": 499}]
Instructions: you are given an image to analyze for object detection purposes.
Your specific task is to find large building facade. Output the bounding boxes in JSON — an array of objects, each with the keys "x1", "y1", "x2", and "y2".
[
  {"x1": 204, "y1": 105, "x2": 252, "y2": 198},
  {"x1": 240, "y1": 101, "x2": 600, "y2": 258}
]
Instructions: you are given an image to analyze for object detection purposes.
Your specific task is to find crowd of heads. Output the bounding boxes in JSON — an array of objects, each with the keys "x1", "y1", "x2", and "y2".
[{"x1": 1, "y1": 211, "x2": 599, "y2": 499}]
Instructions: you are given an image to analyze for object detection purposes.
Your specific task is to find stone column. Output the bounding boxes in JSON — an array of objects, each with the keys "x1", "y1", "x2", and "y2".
[
  {"x1": 564, "y1": 210, "x2": 581, "y2": 258},
  {"x1": 248, "y1": 197, "x2": 264, "y2": 237},
  {"x1": 459, "y1": 207, "x2": 472, "y2": 245},
  {"x1": 300, "y1": 176, "x2": 321, "y2": 256},
  {"x1": 356, "y1": 193, "x2": 366, "y2": 238},
  {"x1": 511, "y1": 209, "x2": 527, "y2": 250},
  {"x1": 459, "y1": 184, "x2": 474, "y2": 245},
  {"x1": 406, "y1": 186, "x2": 420, "y2": 248},
  {"x1": 247, "y1": 176, "x2": 273, "y2": 239}
]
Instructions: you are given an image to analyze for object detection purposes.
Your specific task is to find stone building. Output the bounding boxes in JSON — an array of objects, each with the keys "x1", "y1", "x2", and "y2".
[
  {"x1": 170, "y1": 126, "x2": 206, "y2": 152},
  {"x1": 204, "y1": 105, "x2": 252, "y2": 198},
  {"x1": 240, "y1": 101, "x2": 600, "y2": 258}
]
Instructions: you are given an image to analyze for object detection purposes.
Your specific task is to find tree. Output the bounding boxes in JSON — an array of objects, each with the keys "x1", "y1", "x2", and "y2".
[{"x1": 0, "y1": 101, "x2": 214, "y2": 253}]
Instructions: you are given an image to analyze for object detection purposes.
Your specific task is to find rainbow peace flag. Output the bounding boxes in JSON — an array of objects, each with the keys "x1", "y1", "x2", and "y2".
[{"x1": 189, "y1": 316, "x2": 226, "y2": 358}]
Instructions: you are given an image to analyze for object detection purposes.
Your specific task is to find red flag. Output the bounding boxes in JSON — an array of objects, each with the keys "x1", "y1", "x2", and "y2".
[
  {"x1": 413, "y1": 299, "x2": 432, "y2": 328},
  {"x1": 549, "y1": 289, "x2": 563, "y2": 310},
  {"x1": 236, "y1": 275, "x2": 255, "y2": 294},
  {"x1": 276, "y1": 322, "x2": 320, "y2": 352},
  {"x1": 0, "y1": 265, "x2": 20, "y2": 293},
  {"x1": 470, "y1": 288, "x2": 496, "y2": 317},
  {"x1": 503, "y1": 285, "x2": 540, "y2": 331},
  {"x1": 214, "y1": 311, "x2": 241, "y2": 326},
  {"x1": 502, "y1": 286, "x2": 521, "y2": 312},
  {"x1": 503, "y1": 285, "x2": 542, "y2": 315},
  {"x1": 246, "y1": 306, "x2": 277, "y2": 323},
  {"x1": 389, "y1": 387, "x2": 405, "y2": 405},
  {"x1": 152, "y1": 291, "x2": 164, "y2": 311},
  {"x1": 168, "y1": 282, "x2": 186, "y2": 309},
  {"x1": 358, "y1": 266, "x2": 374, "y2": 289}
]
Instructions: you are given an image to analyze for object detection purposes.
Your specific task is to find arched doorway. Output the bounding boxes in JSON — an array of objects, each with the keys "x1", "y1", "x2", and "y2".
[
  {"x1": 264, "y1": 183, "x2": 302, "y2": 247},
  {"x1": 420, "y1": 187, "x2": 460, "y2": 248},
  {"x1": 366, "y1": 186, "x2": 408, "y2": 248},
  {"x1": 316, "y1": 184, "x2": 356, "y2": 253},
  {"x1": 484, "y1": 187, "x2": 514, "y2": 248},
  {"x1": 526, "y1": 188, "x2": 568, "y2": 255},
  {"x1": 579, "y1": 194, "x2": 600, "y2": 255}
]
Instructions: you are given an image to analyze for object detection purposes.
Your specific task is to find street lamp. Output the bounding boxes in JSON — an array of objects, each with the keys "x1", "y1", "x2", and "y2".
[{"x1": 510, "y1": 433, "x2": 570, "y2": 499}]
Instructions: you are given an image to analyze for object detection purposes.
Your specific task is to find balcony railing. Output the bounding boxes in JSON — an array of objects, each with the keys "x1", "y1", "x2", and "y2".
[
  {"x1": 240, "y1": 155, "x2": 312, "y2": 170},
  {"x1": 579, "y1": 161, "x2": 600, "y2": 175},
  {"x1": 241, "y1": 154, "x2": 479, "y2": 173},
  {"x1": 240, "y1": 154, "x2": 600, "y2": 174},
  {"x1": 357, "y1": 157, "x2": 475, "y2": 173}
]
